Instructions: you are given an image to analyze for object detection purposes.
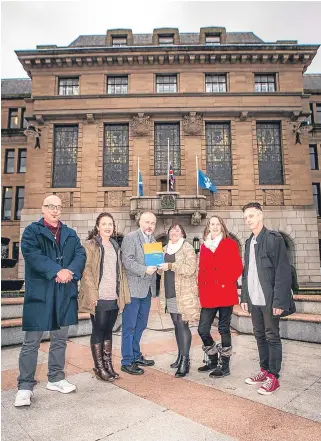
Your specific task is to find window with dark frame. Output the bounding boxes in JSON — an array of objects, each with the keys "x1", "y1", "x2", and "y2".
[
  {"x1": 112, "y1": 36, "x2": 127, "y2": 47},
  {"x1": 18, "y1": 149, "x2": 27, "y2": 173},
  {"x1": 309, "y1": 145, "x2": 319, "y2": 170},
  {"x1": 2, "y1": 187, "x2": 13, "y2": 220},
  {"x1": 312, "y1": 183, "x2": 321, "y2": 217},
  {"x1": 254, "y1": 74, "x2": 276, "y2": 92},
  {"x1": 307, "y1": 103, "x2": 314, "y2": 125},
  {"x1": 8, "y1": 108, "x2": 19, "y2": 128},
  {"x1": 158, "y1": 35, "x2": 174, "y2": 45},
  {"x1": 156, "y1": 75, "x2": 177, "y2": 93},
  {"x1": 205, "y1": 123, "x2": 232, "y2": 186},
  {"x1": 15, "y1": 187, "x2": 24, "y2": 220},
  {"x1": 21, "y1": 108, "x2": 28, "y2": 128},
  {"x1": 205, "y1": 74, "x2": 227, "y2": 93},
  {"x1": 58, "y1": 78, "x2": 79, "y2": 96},
  {"x1": 154, "y1": 123, "x2": 180, "y2": 176},
  {"x1": 256, "y1": 123, "x2": 284, "y2": 185},
  {"x1": 12, "y1": 242, "x2": 20, "y2": 261},
  {"x1": 103, "y1": 124, "x2": 129, "y2": 187},
  {"x1": 52, "y1": 126, "x2": 78, "y2": 188},
  {"x1": 5, "y1": 150, "x2": 15, "y2": 173},
  {"x1": 205, "y1": 35, "x2": 220, "y2": 45},
  {"x1": 107, "y1": 76, "x2": 128, "y2": 94},
  {"x1": 1, "y1": 241, "x2": 9, "y2": 259},
  {"x1": 316, "y1": 104, "x2": 321, "y2": 124}
]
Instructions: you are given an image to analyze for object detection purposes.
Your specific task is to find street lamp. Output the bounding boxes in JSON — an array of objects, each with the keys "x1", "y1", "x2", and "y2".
[{"x1": 193, "y1": 236, "x2": 200, "y2": 254}]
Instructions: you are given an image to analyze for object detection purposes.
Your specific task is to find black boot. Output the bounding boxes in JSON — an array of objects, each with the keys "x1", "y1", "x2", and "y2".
[
  {"x1": 198, "y1": 353, "x2": 218, "y2": 372},
  {"x1": 175, "y1": 356, "x2": 190, "y2": 378},
  {"x1": 91, "y1": 344, "x2": 114, "y2": 382},
  {"x1": 209, "y1": 356, "x2": 230, "y2": 378},
  {"x1": 170, "y1": 352, "x2": 182, "y2": 369},
  {"x1": 103, "y1": 340, "x2": 119, "y2": 379}
]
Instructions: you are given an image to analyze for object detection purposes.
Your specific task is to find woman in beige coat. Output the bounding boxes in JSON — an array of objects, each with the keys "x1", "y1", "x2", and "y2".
[
  {"x1": 158, "y1": 224, "x2": 200, "y2": 377},
  {"x1": 78, "y1": 212, "x2": 130, "y2": 382}
]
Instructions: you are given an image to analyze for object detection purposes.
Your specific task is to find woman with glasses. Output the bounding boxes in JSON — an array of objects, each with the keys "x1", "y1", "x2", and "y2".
[
  {"x1": 158, "y1": 224, "x2": 200, "y2": 378},
  {"x1": 79, "y1": 213, "x2": 129, "y2": 382},
  {"x1": 198, "y1": 216, "x2": 243, "y2": 378}
]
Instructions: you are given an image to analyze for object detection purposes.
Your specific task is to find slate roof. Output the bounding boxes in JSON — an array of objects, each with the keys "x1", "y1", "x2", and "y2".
[
  {"x1": 68, "y1": 31, "x2": 263, "y2": 48},
  {"x1": 303, "y1": 74, "x2": 321, "y2": 93},
  {"x1": 1, "y1": 78, "x2": 31, "y2": 98}
]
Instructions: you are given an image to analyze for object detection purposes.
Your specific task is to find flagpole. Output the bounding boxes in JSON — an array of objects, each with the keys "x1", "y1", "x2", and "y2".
[
  {"x1": 137, "y1": 156, "x2": 140, "y2": 197},
  {"x1": 167, "y1": 138, "x2": 170, "y2": 193},
  {"x1": 196, "y1": 154, "x2": 199, "y2": 197}
]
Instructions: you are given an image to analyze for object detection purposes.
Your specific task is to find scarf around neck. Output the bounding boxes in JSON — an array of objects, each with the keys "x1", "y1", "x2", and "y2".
[
  {"x1": 204, "y1": 233, "x2": 223, "y2": 253},
  {"x1": 166, "y1": 238, "x2": 185, "y2": 255}
]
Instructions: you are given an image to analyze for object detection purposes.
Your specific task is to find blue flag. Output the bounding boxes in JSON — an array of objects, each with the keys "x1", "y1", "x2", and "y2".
[
  {"x1": 139, "y1": 171, "x2": 143, "y2": 196},
  {"x1": 198, "y1": 170, "x2": 217, "y2": 192}
]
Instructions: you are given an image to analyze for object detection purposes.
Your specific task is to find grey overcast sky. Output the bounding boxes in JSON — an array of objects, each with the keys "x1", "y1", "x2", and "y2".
[{"x1": 1, "y1": 0, "x2": 321, "y2": 79}]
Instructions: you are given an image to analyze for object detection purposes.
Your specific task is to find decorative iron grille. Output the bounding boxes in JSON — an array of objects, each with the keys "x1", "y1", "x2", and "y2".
[
  {"x1": 104, "y1": 124, "x2": 129, "y2": 186},
  {"x1": 256, "y1": 123, "x2": 283, "y2": 185},
  {"x1": 154, "y1": 123, "x2": 180, "y2": 175},
  {"x1": 52, "y1": 126, "x2": 78, "y2": 188},
  {"x1": 206, "y1": 123, "x2": 232, "y2": 185}
]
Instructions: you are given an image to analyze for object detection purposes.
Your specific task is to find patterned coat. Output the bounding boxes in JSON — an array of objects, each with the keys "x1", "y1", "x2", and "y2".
[{"x1": 159, "y1": 240, "x2": 200, "y2": 323}]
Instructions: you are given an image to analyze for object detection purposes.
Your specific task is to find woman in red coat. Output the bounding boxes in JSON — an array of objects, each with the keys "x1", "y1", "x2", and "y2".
[{"x1": 198, "y1": 215, "x2": 243, "y2": 378}]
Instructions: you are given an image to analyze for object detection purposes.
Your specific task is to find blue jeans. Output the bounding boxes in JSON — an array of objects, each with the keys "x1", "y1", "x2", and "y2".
[{"x1": 121, "y1": 293, "x2": 151, "y2": 366}]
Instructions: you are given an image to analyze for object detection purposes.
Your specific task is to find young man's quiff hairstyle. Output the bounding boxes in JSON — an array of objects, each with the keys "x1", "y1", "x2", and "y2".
[{"x1": 242, "y1": 202, "x2": 263, "y2": 213}]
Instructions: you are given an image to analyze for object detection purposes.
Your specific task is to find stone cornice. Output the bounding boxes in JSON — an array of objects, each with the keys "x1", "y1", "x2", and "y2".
[{"x1": 16, "y1": 44, "x2": 319, "y2": 72}]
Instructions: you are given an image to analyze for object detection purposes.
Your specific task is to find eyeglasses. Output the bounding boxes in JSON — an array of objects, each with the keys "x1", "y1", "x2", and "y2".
[{"x1": 43, "y1": 204, "x2": 62, "y2": 212}]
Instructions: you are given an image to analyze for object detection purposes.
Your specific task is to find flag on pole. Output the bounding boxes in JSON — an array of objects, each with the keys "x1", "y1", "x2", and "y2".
[
  {"x1": 198, "y1": 170, "x2": 217, "y2": 192},
  {"x1": 139, "y1": 171, "x2": 144, "y2": 196},
  {"x1": 169, "y1": 163, "x2": 175, "y2": 191}
]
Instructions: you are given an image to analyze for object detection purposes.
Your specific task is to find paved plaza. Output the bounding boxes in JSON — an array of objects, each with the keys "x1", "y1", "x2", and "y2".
[{"x1": 2, "y1": 300, "x2": 321, "y2": 441}]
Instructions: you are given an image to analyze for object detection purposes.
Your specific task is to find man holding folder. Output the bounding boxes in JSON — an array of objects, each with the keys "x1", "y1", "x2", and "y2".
[{"x1": 121, "y1": 211, "x2": 158, "y2": 375}]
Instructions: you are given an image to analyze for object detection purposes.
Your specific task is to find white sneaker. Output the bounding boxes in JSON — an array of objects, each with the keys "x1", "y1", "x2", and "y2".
[
  {"x1": 14, "y1": 390, "x2": 33, "y2": 407},
  {"x1": 46, "y1": 379, "x2": 76, "y2": 394}
]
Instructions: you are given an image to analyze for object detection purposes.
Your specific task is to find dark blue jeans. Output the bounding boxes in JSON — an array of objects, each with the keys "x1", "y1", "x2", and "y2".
[
  {"x1": 121, "y1": 293, "x2": 151, "y2": 366},
  {"x1": 251, "y1": 305, "x2": 282, "y2": 377}
]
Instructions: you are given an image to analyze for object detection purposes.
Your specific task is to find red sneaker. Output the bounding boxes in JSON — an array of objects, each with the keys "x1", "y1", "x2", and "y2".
[
  {"x1": 257, "y1": 373, "x2": 280, "y2": 395},
  {"x1": 245, "y1": 369, "x2": 268, "y2": 385}
]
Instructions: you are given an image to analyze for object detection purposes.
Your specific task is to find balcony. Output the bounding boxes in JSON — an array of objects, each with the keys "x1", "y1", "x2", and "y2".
[{"x1": 130, "y1": 192, "x2": 207, "y2": 225}]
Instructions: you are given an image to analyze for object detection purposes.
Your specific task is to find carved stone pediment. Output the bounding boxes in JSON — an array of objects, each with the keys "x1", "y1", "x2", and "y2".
[
  {"x1": 183, "y1": 112, "x2": 202, "y2": 136},
  {"x1": 106, "y1": 191, "x2": 124, "y2": 207},
  {"x1": 132, "y1": 113, "x2": 151, "y2": 136},
  {"x1": 54, "y1": 192, "x2": 71, "y2": 208},
  {"x1": 160, "y1": 194, "x2": 175, "y2": 210},
  {"x1": 264, "y1": 190, "x2": 284, "y2": 206}
]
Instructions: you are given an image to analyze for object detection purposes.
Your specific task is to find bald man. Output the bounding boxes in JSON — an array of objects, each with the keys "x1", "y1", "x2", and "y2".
[
  {"x1": 15, "y1": 195, "x2": 86, "y2": 407},
  {"x1": 120, "y1": 211, "x2": 158, "y2": 375}
]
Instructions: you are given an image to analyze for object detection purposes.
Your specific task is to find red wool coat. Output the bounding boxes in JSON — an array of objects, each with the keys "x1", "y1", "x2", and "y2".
[{"x1": 198, "y1": 238, "x2": 243, "y2": 308}]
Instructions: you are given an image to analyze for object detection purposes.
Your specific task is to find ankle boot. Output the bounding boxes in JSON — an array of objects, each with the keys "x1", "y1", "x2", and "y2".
[
  {"x1": 209, "y1": 356, "x2": 230, "y2": 378},
  {"x1": 103, "y1": 340, "x2": 119, "y2": 379},
  {"x1": 175, "y1": 356, "x2": 190, "y2": 378},
  {"x1": 198, "y1": 353, "x2": 218, "y2": 372},
  {"x1": 170, "y1": 352, "x2": 182, "y2": 369},
  {"x1": 91, "y1": 344, "x2": 114, "y2": 382}
]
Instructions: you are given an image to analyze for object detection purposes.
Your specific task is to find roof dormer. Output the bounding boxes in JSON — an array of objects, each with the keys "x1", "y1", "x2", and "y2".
[
  {"x1": 199, "y1": 27, "x2": 226, "y2": 45},
  {"x1": 153, "y1": 28, "x2": 180, "y2": 46},
  {"x1": 105, "y1": 29, "x2": 133, "y2": 47}
]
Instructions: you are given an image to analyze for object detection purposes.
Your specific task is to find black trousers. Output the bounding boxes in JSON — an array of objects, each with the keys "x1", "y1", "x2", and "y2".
[
  {"x1": 198, "y1": 306, "x2": 233, "y2": 348},
  {"x1": 251, "y1": 305, "x2": 282, "y2": 377},
  {"x1": 90, "y1": 309, "x2": 118, "y2": 345}
]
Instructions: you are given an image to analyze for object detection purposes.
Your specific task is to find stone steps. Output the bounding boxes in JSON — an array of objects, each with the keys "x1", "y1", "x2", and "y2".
[{"x1": 231, "y1": 302, "x2": 321, "y2": 344}]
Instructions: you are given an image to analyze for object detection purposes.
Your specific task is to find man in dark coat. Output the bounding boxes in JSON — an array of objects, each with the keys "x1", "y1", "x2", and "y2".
[
  {"x1": 241, "y1": 202, "x2": 294, "y2": 396},
  {"x1": 15, "y1": 195, "x2": 86, "y2": 407}
]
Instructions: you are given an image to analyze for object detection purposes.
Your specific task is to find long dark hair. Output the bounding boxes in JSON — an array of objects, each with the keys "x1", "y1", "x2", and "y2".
[{"x1": 87, "y1": 212, "x2": 116, "y2": 240}]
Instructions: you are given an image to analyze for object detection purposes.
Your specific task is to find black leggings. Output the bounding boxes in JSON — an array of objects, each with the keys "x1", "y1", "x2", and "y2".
[
  {"x1": 90, "y1": 309, "x2": 118, "y2": 345},
  {"x1": 170, "y1": 313, "x2": 192, "y2": 357}
]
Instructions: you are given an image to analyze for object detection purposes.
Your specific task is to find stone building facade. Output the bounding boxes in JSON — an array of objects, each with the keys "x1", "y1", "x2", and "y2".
[{"x1": 1, "y1": 27, "x2": 321, "y2": 285}]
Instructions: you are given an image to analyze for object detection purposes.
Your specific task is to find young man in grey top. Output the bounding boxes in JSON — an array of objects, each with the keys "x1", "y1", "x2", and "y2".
[{"x1": 241, "y1": 202, "x2": 294, "y2": 395}]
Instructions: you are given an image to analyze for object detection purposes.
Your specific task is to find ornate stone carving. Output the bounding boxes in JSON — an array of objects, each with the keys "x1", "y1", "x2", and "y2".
[
  {"x1": 160, "y1": 194, "x2": 175, "y2": 210},
  {"x1": 107, "y1": 191, "x2": 124, "y2": 207},
  {"x1": 193, "y1": 199, "x2": 200, "y2": 209},
  {"x1": 55, "y1": 192, "x2": 71, "y2": 208},
  {"x1": 137, "y1": 199, "x2": 144, "y2": 209},
  {"x1": 182, "y1": 112, "x2": 202, "y2": 136},
  {"x1": 163, "y1": 218, "x2": 173, "y2": 233},
  {"x1": 264, "y1": 190, "x2": 284, "y2": 206},
  {"x1": 191, "y1": 211, "x2": 202, "y2": 226},
  {"x1": 213, "y1": 191, "x2": 230, "y2": 206},
  {"x1": 131, "y1": 113, "x2": 151, "y2": 136},
  {"x1": 135, "y1": 211, "x2": 142, "y2": 225}
]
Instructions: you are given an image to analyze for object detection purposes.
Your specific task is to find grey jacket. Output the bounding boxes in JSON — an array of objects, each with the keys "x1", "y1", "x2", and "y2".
[
  {"x1": 121, "y1": 229, "x2": 157, "y2": 299},
  {"x1": 241, "y1": 227, "x2": 295, "y2": 317}
]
